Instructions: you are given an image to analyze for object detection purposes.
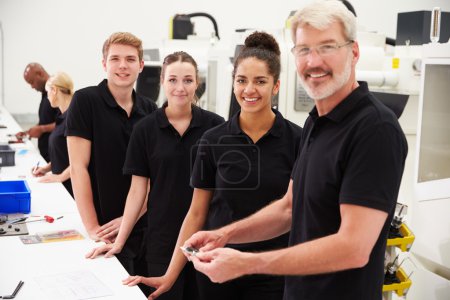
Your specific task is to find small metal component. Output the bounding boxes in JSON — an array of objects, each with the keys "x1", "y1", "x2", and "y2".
[
  {"x1": 388, "y1": 203, "x2": 408, "y2": 239},
  {"x1": 8, "y1": 217, "x2": 27, "y2": 225},
  {"x1": 14, "y1": 227, "x2": 20, "y2": 232},
  {"x1": 412, "y1": 59, "x2": 422, "y2": 73},
  {"x1": 180, "y1": 246, "x2": 200, "y2": 256},
  {"x1": 384, "y1": 255, "x2": 401, "y2": 285},
  {"x1": 430, "y1": 7, "x2": 441, "y2": 43},
  {"x1": 0, "y1": 214, "x2": 7, "y2": 223}
]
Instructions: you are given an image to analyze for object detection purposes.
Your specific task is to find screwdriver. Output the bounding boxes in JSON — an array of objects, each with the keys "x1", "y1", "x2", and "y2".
[{"x1": 15, "y1": 215, "x2": 63, "y2": 224}]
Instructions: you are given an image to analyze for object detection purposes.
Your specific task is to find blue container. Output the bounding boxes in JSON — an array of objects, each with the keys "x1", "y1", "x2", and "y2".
[{"x1": 0, "y1": 180, "x2": 31, "y2": 213}]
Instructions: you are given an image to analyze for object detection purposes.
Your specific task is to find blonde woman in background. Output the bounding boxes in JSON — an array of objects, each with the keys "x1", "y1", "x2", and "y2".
[{"x1": 32, "y1": 71, "x2": 74, "y2": 197}]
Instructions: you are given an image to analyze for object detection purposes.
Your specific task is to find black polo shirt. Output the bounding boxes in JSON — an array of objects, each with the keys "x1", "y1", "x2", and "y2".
[
  {"x1": 65, "y1": 79, "x2": 157, "y2": 227},
  {"x1": 191, "y1": 109, "x2": 302, "y2": 252},
  {"x1": 286, "y1": 82, "x2": 408, "y2": 300},
  {"x1": 38, "y1": 91, "x2": 59, "y2": 161},
  {"x1": 123, "y1": 104, "x2": 224, "y2": 263},
  {"x1": 48, "y1": 111, "x2": 72, "y2": 196}
]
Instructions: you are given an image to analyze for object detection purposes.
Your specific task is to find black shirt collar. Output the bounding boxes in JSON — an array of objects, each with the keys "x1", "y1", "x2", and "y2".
[
  {"x1": 156, "y1": 102, "x2": 202, "y2": 129},
  {"x1": 229, "y1": 109, "x2": 285, "y2": 138},
  {"x1": 99, "y1": 79, "x2": 121, "y2": 108},
  {"x1": 98, "y1": 79, "x2": 146, "y2": 116},
  {"x1": 309, "y1": 81, "x2": 369, "y2": 123}
]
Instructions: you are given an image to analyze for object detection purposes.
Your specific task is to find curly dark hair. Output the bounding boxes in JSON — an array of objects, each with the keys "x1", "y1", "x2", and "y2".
[{"x1": 232, "y1": 31, "x2": 281, "y2": 82}]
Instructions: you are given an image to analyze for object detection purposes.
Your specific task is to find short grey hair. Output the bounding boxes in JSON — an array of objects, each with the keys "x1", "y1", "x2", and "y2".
[{"x1": 290, "y1": 0, "x2": 357, "y2": 44}]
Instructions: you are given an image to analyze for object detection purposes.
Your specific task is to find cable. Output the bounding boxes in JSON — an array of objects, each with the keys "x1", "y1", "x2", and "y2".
[
  {"x1": 187, "y1": 12, "x2": 220, "y2": 40},
  {"x1": 338, "y1": 1, "x2": 396, "y2": 46},
  {"x1": 340, "y1": 0, "x2": 357, "y2": 16}
]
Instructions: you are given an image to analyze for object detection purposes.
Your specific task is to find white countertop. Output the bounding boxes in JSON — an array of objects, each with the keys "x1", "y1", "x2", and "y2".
[{"x1": 0, "y1": 107, "x2": 146, "y2": 299}]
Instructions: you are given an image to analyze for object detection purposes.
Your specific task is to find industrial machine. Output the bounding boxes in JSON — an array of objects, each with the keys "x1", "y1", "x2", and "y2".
[
  {"x1": 136, "y1": 12, "x2": 221, "y2": 108},
  {"x1": 384, "y1": 8, "x2": 450, "y2": 300},
  {"x1": 406, "y1": 40, "x2": 450, "y2": 300}
]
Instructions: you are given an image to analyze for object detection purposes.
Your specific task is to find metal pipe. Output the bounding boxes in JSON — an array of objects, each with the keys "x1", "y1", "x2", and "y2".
[{"x1": 430, "y1": 7, "x2": 441, "y2": 43}]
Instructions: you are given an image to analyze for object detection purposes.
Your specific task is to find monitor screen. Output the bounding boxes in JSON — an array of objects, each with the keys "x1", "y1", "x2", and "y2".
[
  {"x1": 417, "y1": 63, "x2": 450, "y2": 183},
  {"x1": 136, "y1": 65, "x2": 161, "y2": 102},
  {"x1": 415, "y1": 59, "x2": 450, "y2": 202}
]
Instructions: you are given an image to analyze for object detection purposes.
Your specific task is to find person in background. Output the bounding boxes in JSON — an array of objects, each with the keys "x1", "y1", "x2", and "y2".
[
  {"x1": 66, "y1": 32, "x2": 157, "y2": 276},
  {"x1": 120, "y1": 31, "x2": 302, "y2": 300},
  {"x1": 32, "y1": 71, "x2": 74, "y2": 197},
  {"x1": 86, "y1": 51, "x2": 225, "y2": 300},
  {"x1": 18, "y1": 63, "x2": 59, "y2": 161},
  {"x1": 183, "y1": 2, "x2": 408, "y2": 300}
]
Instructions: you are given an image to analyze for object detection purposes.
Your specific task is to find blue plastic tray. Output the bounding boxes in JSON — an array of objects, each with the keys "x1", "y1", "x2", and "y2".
[{"x1": 0, "y1": 180, "x2": 31, "y2": 213}]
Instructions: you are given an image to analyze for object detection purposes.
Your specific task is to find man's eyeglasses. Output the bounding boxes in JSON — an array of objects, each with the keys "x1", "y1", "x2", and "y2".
[{"x1": 291, "y1": 40, "x2": 354, "y2": 58}]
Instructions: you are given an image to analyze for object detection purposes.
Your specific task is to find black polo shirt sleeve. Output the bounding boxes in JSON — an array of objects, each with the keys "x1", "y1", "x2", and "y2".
[
  {"x1": 340, "y1": 122, "x2": 406, "y2": 213},
  {"x1": 123, "y1": 117, "x2": 151, "y2": 177},
  {"x1": 48, "y1": 112, "x2": 70, "y2": 174},
  {"x1": 290, "y1": 144, "x2": 302, "y2": 180},
  {"x1": 65, "y1": 90, "x2": 93, "y2": 140},
  {"x1": 37, "y1": 92, "x2": 59, "y2": 161}
]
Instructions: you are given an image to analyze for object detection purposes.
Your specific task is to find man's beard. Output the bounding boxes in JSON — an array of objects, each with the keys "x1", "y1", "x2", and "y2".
[{"x1": 299, "y1": 53, "x2": 352, "y2": 101}]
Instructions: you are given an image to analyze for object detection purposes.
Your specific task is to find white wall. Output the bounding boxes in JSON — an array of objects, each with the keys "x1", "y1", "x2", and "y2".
[{"x1": 0, "y1": 0, "x2": 449, "y2": 114}]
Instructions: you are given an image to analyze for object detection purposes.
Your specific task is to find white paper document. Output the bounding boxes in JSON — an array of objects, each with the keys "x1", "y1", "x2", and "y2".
[{"x1": 34, "y1": 270, "x2": 113, "y2": 299}]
